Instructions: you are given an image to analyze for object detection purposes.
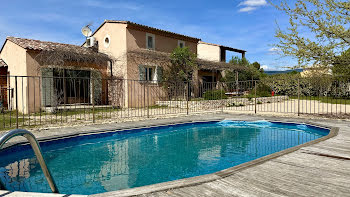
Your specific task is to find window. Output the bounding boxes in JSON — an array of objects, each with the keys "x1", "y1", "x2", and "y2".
[
  {"x1": 52, "y1": 68, "x2": 91, "y2": 104},
  {"x1": 178, "y1": 40, "x2": 185, "y2": 48},
  {"x1": 146, "y1": 33, "x2": 155, "y2": 50},
  {"x1": 104, "y1": 35, "x2": 110, "y2": 48},
  {"x1": 108, "y1": 61, "x2": 113, "y2": 76},
  {"x1": 145, "y1": 67, "x2": 154, "y2": 81},
  {"x1": 139, "y1": 65, "x2": 162, "y2": 83}
]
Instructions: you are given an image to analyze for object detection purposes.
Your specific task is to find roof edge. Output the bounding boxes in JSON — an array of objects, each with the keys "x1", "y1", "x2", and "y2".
[
  {"x1": 89, "y1": 20, "x2": 201, "y2": 43},
  {"x1": 0, "y1": 37, "x2": 25, "y2": 54},
  {"x1": 199, "y1": 41, "x2": 246, "y2": 53},
  {"x1": 0, "y1": 38, "x2": 8, "y2": 55}
]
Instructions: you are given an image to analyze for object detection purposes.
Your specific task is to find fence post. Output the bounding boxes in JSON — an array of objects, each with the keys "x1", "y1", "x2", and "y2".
[
  {"x1": 63, "y1": 73, "x2": 67, "y2": 123},
  {"x1": 186, "y1": 81, "x2": 189, "y2": 115},
  {"x1": 220, "y1": 82, "x2": 223, "y2": 113},
  {"x1": 147, "y1": 83, "x2": 150, "y2": 118},
  {"x1": 15, "y1": 76, "x2": 18, "y2": 129},
  {"x1": 143, "y1": 83, "x2": 146, "y2": 116},
  {"x1": 298, "y1": 78, "x2": 300, "y2": 116},
  {"x1": 92, "y1": 78, "x2": 95, "y2": 123},
  {"x1": 235, "y1": 71, "x2": 238, "y2": 90},
  {"x1": 254, "y1": 80, "x2": 257, "y2": 114}
]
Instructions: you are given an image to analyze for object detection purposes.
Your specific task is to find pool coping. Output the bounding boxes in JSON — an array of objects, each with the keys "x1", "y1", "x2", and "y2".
[{"x1": 0, "y1": 114, "x2": 340, "y2": 197}]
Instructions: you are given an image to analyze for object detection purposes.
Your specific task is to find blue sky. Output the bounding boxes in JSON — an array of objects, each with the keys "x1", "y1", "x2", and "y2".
[{"x1": 0, "y1": 0, "x2": 296, "y2": 70}]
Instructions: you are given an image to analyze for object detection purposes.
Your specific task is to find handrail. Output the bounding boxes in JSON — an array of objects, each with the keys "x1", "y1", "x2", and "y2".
[{"x1": 0, "y1": 129, "x2": 59, "y2": 193}]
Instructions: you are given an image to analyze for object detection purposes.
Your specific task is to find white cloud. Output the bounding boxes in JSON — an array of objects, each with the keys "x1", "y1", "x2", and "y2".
[
  {"x1": 239, "y1": 0, "x2": 267, "y2": 7},
  {"x1": 238, "y1": 0, "x2": 267, "y2": 13},
  {"x1": 261, "y1": 65, "x2": 269, "y2": 70},
  {"x1": 268, "y1": 47, "x2": 279, "y2": 52},
  {"x1": 268, "y1": 47, "x2": 281, "y2": 55},
  {"x1": 239, "y1": 6, "x2": 257, "y2": 12}
]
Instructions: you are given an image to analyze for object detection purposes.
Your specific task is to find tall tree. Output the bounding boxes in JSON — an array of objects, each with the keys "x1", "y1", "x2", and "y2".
[
  {"x1": 332, "y1": 48, "x2": 350, "y2": 78},
  {"x1": 252, "y1": 62, "x2": 261, "y2": 70},
  {"x1": 273, "y1": 0, "x2": 350, "y2": 67}
]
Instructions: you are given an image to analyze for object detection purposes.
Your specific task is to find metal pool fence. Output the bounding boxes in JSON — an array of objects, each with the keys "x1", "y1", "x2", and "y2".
[{"x1": 0, "y1": 75, "x2": 349, "y2": 130}]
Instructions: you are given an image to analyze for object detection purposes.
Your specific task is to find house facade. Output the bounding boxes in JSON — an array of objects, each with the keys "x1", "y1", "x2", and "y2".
[
  {"x1": 86, "y1": 20, "x2": 200, "y2": 107},
  {"x1": 87, "y1": 20, "x2": 199, "y2": 80},
  {"x1": 87, "y1": 20, "x2": 246, "y2": 107},
  {"x1": 0, "y1": 37, "x2": 110, "y2": 113},
  {"x1": 0, "y1": 20, "x2": 247, "y2": 112}
]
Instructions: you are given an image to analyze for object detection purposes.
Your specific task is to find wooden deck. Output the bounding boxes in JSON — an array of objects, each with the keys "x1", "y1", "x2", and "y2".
[{"x1": 135, "y1": 120, "x2": 350, "y2": 197}]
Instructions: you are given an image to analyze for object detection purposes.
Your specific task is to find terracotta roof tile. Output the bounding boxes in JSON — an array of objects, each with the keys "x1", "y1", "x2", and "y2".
[{"x1": 6, "y1": 37, "x2": 102, "y2": 55}]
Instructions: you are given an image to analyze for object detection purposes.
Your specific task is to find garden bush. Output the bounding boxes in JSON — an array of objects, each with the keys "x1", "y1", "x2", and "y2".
[
  {"x1": 249, "y1": 83, "x2": 272, "y2": 97},
  {"x1": 203, "y1": 90, "x2": 228, "y2": 100},
  {"x1": 260, "y1": 73, "x2": 337, "y2": 97}
]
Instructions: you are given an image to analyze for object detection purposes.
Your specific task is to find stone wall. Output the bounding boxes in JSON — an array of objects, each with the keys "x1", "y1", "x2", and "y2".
[{"x1": 156, "y1": 96, "x2": 289, "y2": 109}]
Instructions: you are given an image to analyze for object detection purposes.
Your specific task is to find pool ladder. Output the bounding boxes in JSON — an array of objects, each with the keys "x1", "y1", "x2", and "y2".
[{"x1": 0, "y1": 129, "x2": 59, "y2": 193}]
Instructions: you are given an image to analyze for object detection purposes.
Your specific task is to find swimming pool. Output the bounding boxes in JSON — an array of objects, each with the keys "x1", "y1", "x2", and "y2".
[{"x1": 0, "y1": 120, "x2": 329, "y2": 195}]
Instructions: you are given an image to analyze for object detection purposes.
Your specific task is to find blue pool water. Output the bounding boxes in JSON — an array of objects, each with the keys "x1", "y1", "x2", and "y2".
[{"x1": 0, "y1": 120, "x2": 329, "y2": 195}]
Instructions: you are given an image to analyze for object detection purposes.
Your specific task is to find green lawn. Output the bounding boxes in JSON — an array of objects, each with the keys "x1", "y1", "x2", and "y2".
[
  {"x1": 0, "y1": 111, "x2": 27, "y2": 130},
  {"x1": 0, "y1": 105, "x2": 171, "y2": 131},
  {"x1": 290, "y1": 96, "x2": 350, "y2": 105}
]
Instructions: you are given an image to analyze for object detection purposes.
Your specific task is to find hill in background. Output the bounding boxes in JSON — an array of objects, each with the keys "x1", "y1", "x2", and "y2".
[{"x1": 264, "y1": 69, "x2": 303, "y2": 75}]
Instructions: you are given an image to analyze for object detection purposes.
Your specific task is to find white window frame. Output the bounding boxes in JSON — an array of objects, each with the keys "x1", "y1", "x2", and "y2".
[
  {"x1": 146, "y1": 33, "x2": 155, "y2": 50},
  {"x1": 178, "y1": 40, "x2": 185, "y2": 48}
]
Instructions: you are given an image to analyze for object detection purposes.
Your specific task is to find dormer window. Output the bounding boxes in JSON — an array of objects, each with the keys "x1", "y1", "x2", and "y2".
[
  {"x1": 146, "y1": 33, "x2": 155, "y2": 50},
  {"x1": 178, "y1": 40, "x2": 185, "y2": 48}
]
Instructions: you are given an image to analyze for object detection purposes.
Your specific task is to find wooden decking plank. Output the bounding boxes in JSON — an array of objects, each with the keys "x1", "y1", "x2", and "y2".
[
  {"x1": 309, "y1": 144, "x2": 350, "y2": 153},
  {"x1": 167, "y1": 187, "x2": 204, "y2": 197},
  {"x1": 138, "y1": 192, "x2": 169, "y2": 197},
  {"x1": 198, "y1": 183, "x2": 242, "y2": 197},
  {"x1": 161, "y1": 190, "x2": 190, "y2": 197},
  {"x1": 273, "y1": 153, "x2": 350, "y2": 175},
  {"x1": 231, "y1": 159, "x2": 350, "y2": 194},
  {"x1": 180, "y1": 184, "x2": 226, "y2": 197},
  {"x1": 230, "y1": 168, "x2": 333, "y2": 197},
  {"x1": 222, "y1": 174, "x2": 305, "y2": 197},
  {"x1": 252, "y1": 161, "x2": 350, "y2": 193},
  {"x1": 301, "y1": 146, "x2": 350, "y2": 158},
  {"x1": 216, "y1": 175, "x2": 287, "y2": 197},
  {"x1": 204, "y1": 179, "x2": 260, "y2": 197},
  {"x1": 233, "y1": 171, "x2": 344, "y2": 197}
]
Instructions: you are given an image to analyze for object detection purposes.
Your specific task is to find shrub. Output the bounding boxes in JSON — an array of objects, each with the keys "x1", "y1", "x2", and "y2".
[
  {"x1": 203, "y1": 90, "x2": 228, "y2": 100},
  {"x1": 249, "y1": 83, "x2": 272, "y2": 97},
  {"x1": 227, "y1": 102, "x2": 235, "y2": 107}
]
